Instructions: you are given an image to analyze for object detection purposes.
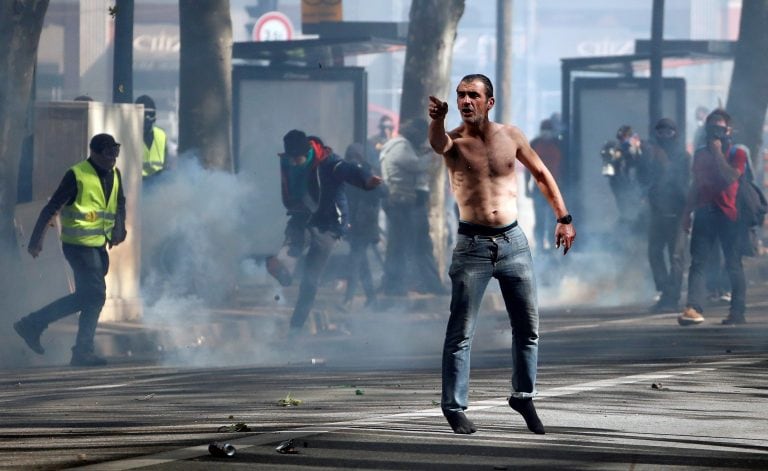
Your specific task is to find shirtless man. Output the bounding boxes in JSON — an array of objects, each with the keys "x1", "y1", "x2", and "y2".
[{"x1": 428, "y1": 74, "x2": 576, "y2": 435}]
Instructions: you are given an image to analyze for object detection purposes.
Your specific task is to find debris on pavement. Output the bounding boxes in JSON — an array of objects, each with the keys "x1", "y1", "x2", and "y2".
[
  {"x1": 209, "y1": 442, "x2": 236, "y2": 457},
  {"x1": 278, "y1": 393, "x2": 302, "y2": 407},
  {"x1": 276, "y1": 439, "x2": 299, "y2": 454},
  {"x1": 651, "y1": 382, "x2": 667, "y2": 390},
  {"x1": 217, "y1": 422, "x2": 251, "y2": 432}
]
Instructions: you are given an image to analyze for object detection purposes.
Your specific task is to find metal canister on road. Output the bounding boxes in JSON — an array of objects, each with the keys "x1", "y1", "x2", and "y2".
[{"x1": 208, "y1": 442, "x2": 236, "y2": 457}]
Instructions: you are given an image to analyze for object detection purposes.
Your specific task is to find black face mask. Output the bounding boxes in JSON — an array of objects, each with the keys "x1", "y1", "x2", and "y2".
[
  {"x1": 706, "y1": 124, "x2": 730, "y2": 147},
  {"x1": 656, "y1": 136, "x2": 675, "y2": 149},
  {"x1": 706, "y1": 124, "x2": 726, "y2": 138}
]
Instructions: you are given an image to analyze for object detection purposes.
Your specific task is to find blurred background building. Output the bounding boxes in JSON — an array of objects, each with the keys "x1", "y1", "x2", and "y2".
[{"x1": 33, "y1": 0, "x2": 742, "y2": 149}]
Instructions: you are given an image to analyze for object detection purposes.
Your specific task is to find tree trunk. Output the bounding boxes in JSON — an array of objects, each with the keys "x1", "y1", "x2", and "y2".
[
  {"x1": 400, "y1": 0, "x2": 464, "y2": 123},
  {"x1": 726, "y1": 0, "x2": 768, "y2": 163},
  {"x1": 495, "y1": 0, "x2": 513, "y2": 124},
  {"x1": 178, "y1": 0, "x2": 233, "y2": 171},
  {"x1": 0, "y1": 0, "x2": 49, "y2": 259},
  {"x1": 400, "y1": 0, "x2": 465, "y2": 280}
]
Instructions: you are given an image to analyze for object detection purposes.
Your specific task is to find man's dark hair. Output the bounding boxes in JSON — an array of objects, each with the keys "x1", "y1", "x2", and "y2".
[
  {"x1": 616, "y1": 125, "x2": 633, "y2": 140},
  {"x1": 706, "y1": 108, "x2": 731, "y2": 126},
  {"x1": 460, "y1": 74, "x2": 494, "y2": 98}
]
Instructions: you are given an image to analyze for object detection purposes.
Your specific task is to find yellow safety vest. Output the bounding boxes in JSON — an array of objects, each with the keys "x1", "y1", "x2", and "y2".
[
  {"x1": 142, "y1": 126, "x2": 167, "y2": 177},
  {"x1": 60, "y1": 161, "x2": 119, "y2": 247}
]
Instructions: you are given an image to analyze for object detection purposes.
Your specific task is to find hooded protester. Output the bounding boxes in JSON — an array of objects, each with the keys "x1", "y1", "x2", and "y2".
[
  {"x1": 268, "y1": 130, "x2": 383, "y2": 337},
  {"x1": 135, "y1": 94, "x2": 169, "y2": 180},
  {"x1": 643, "y1": 118, "x2": 691, "y2": 313}
]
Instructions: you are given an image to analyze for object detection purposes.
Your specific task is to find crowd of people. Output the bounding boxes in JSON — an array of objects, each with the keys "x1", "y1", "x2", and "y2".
[{"x1": 593, "y1": 109, "x2": 761, "y2": 326}]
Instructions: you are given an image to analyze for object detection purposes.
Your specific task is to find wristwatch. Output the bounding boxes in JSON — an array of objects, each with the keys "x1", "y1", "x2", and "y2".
[{"x1": 557, "y1": 214, "x2": 572, "y2": 224}]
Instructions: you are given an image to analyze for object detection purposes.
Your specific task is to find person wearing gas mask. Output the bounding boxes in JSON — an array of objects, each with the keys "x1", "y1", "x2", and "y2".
[
  {"x1": 678, "y1": 109, "x2": 749, "y2": 326},
  {"x1": 644, "y1": 118, "x2": 691, "y2": 313},
  {"x1": 135, "y1": 95, "x2": 169, "y2": 181}
]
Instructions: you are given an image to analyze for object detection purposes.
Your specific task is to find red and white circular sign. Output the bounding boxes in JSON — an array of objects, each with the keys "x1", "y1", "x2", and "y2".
[{"x1": 252, "y1": 11, "x2": 294, "y2": 42}]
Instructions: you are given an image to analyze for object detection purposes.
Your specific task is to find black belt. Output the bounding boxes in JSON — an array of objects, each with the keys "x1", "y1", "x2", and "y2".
[{"x1": 458, "y1": 221, "x2": 517, "y2": 237}]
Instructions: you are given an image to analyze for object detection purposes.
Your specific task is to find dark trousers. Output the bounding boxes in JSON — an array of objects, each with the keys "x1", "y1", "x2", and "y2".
[
  {"x1": 24, "y1": 243, "x2": 109, "y2": 353},
  {"x1": 289, "y1": 227, "x2": 339, "y2": 331},
  {"x1": 412, "y1": 191, "x2": 445, "y2": 293},
  {"x1": 284, "y1": 211, "x2": 311, "y2": 257},
  {"x1": 381, "y1": 203, "x2": 411, "y2": 295},
  {"x1": 382, "y1": 203, "x2": 443, "y2": 294},
  {"x1": 686, "y1": 206, "x2": 746, "y2": 317},
  {"x1": 647, "y1": 213, "x2": 687, "y2": 305},
  {"x1": 382, "y1": 193, "x2": 444, "y2": 295},
  {"x1": 532, "y1": 192, "x2": 554, "y2": 251},
  {"x1": 344, "y1": 239, "x2": 376, "y2": 303}
]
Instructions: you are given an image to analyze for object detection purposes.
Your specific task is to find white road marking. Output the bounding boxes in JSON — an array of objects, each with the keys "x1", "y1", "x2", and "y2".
[
  {"x1": 541, "y1": 312, "x2": 677, "y2": 333},
  {"x1": 72, "y1": 356, "x2": 765, "y2": 470},
  {"x1": 72, "y1": 383, "x2": 130, "y2": 391}
]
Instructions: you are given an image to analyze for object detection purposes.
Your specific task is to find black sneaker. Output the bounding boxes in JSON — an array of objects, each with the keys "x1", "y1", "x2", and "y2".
[
  {"x1": 721, "y1": 316, "x2": 746, "y2": 325},
  {"x1": 70, "y1": 351, "x2": 107, "y2": 367},
  {"x1": 13, "y1": 320, "x2": 44, "y2": 355}
]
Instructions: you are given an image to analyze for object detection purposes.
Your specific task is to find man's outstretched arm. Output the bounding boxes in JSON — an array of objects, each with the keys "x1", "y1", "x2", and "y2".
[{"x1": 428, "y1": 96, "x2": 452, "y2": 155}]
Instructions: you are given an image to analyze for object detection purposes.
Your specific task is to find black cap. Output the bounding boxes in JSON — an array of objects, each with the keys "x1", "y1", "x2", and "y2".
[
  {"x1": 655, "y1": 117, "x2": 677, "y2": 131},
  {"x1": 281, "y1": 129, "x2": 310, "y2": 158},
  {"x1": 89, "y1": 133, "x2": 120, "y2": 153}
]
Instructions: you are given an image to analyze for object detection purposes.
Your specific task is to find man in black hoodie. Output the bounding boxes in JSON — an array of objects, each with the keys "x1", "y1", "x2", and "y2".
[
  {"x1": 271, "y1": 130, "x2": 382, "y2": 336},
  {"x1": 644, "y1": 118, "x2": 691, "y2": 312}
]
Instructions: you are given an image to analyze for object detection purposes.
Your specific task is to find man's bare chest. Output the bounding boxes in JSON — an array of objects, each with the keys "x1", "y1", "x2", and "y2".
[{"x1": 455, "y1": 147, "x2": 516, "y2": 178}]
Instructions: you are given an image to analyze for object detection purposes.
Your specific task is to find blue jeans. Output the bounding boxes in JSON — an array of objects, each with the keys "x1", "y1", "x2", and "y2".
[{"x1": 442, "y1": 223, "x2": 539, "y2": 414}]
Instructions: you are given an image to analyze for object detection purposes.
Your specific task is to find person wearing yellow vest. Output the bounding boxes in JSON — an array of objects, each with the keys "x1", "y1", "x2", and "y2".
[
  {"x1": 13, "y1": 134, "x2": 127, "y2": 367},
  {"x1": 135, "y1": 95, "x2": 168, "y2": 179}
]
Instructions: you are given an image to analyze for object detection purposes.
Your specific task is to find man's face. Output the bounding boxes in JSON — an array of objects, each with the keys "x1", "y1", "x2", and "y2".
[
  {"x1": 92, "y1": 144, "x2": 120, "y2": 170},
  {"x1": 456, "y1": 80, "x2": 494, "y2": 125},
  {"x1": 288, "y1": 154, "x2": 307, "y2": 166},
  {"x1": 706, "y1": 117, "x2": 731, "y2": 141},
  {"x1": 379, "y1": 119, "x2": 394, "y2": 138},
  {"x1": 144, "y1": 108, "x2": 156, "y2": 126}
]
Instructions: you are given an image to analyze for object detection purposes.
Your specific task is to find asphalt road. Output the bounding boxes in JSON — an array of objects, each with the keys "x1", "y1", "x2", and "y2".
[{"x1": 2, "y1": 284, "x2": 768, "y2": 470}]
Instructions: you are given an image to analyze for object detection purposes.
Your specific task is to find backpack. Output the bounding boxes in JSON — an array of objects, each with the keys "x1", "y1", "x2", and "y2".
[
  {"x1": 734, "y1": 147, "x2": 767, "y2": 227},
  {"x1": 733, "y1": 146, "x2": 767, "y2": 256}
]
